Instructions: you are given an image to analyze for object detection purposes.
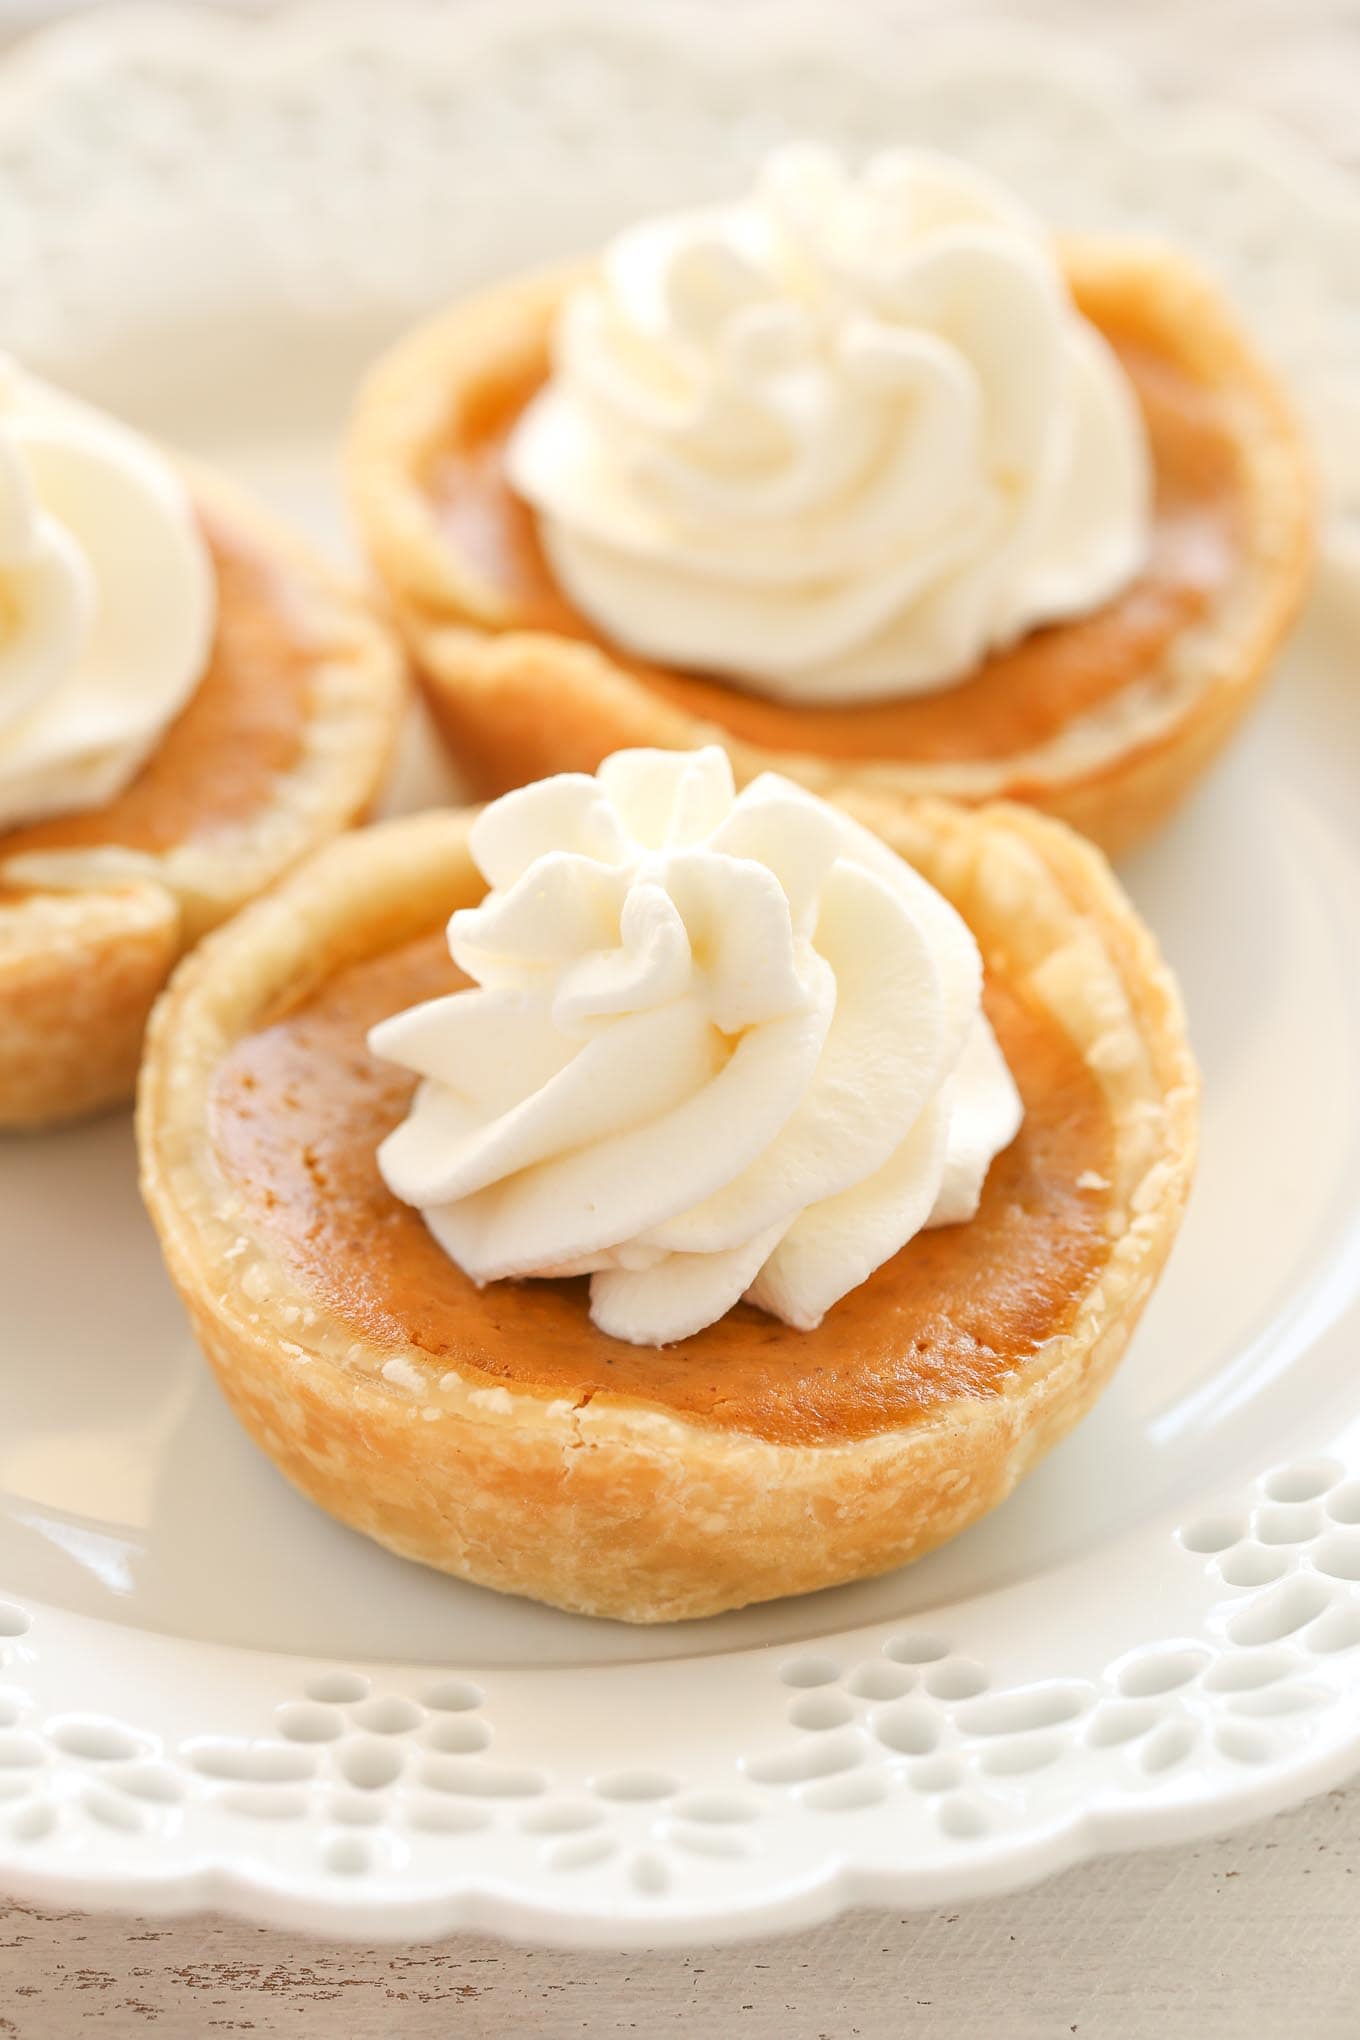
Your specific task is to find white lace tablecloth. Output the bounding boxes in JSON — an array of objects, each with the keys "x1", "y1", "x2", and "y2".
[{"x1": 0, "y1": 2, "x2": 1358, "y2": 2034}]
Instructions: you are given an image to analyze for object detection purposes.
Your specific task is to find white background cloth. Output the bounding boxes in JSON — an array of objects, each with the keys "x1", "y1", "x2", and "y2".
[{"x1": 0, "y1": 2, "x2": 1357, "y2": 2033}]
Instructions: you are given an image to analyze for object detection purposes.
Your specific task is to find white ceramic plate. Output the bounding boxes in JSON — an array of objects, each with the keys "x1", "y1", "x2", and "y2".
[{"x1": 1, "y1": 2, "x2": 1359, "y2": 1948}]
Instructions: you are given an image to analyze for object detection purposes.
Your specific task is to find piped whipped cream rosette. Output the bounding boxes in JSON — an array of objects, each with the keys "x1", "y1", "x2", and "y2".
[
  {"x1": 371, "y1": 748, "x2": 1022, "y2": 1346},
  {"x1": 507, "y1": 145, "x2": 1150, "y2": 703},
  {"x1": 0, "y1": 355, "x2": 214, "y2": 830}
]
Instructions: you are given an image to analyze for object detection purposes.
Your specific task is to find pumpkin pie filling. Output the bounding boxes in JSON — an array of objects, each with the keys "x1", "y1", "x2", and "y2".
[
  {"x1": 425, "y1": 316, "x2": 1242, "y2": 767},
  {"x1": 0, "y1": 507, "x2": 314, "y2": 863},
  {"x1": 209, "y1": 929, "x2": 1116, "y2": 1450}
]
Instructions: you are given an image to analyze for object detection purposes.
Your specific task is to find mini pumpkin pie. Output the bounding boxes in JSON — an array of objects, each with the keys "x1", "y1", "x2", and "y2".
[
  {"x1": 0, "y1": 358, "x2": 405, "y2": 1127},
  {"x1": 139, "y1": 747, "x2": 1197, "y2": 1622},
  {"x1": 347, "y1": 145, "x2": 1312, "y2": 855}
]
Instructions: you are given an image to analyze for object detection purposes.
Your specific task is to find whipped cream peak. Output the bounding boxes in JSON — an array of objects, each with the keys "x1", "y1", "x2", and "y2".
[
  {"x1": 371, "y1": 748, "x2": 1022, "y2": 1347},
  {"x1": 0, "y1": 356, "x2": 215, "y2": 832},
  {"x1": 507, "y1": 145, "x2": 1150, "y2": 704}
]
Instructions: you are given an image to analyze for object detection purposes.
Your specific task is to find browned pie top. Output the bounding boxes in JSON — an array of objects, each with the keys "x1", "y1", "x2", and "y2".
[
  {"x1": 426, "y1": 320, "x2": 1242, "y2": 766},
  {"x1": 0, "y1": 508, "x2": 315, "y2": 861},
  {"x1": 209, "y1": 931, "x2": 1117, "y2": 1448}
]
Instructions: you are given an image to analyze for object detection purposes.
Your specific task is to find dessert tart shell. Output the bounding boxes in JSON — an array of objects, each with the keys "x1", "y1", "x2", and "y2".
[
  {"x1": 137, "y1": 794, "x2": 1198, "y2": 1624},
  {"x1": 346, "y1": 238, "x2": 1313, "y2": 856},
  {"x1": 0, "y1": 465, "x2": 406, "y2": 1129}
]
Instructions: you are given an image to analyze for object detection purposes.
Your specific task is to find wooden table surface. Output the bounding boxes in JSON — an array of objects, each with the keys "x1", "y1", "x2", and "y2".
[
  {"x1": 2, "y1": 2, "x2": 1358, "y2": 2033},
  {"x1": 3, "y1": 1789, "x2": 1358, "y2": 2036}
]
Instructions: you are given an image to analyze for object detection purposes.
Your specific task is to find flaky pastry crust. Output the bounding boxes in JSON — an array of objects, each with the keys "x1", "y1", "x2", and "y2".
[
  {"x1": 138, "y1": 796, "x2": 1197, "y2": 1623},
  {"x1": 346, "y1": 240, "x2": 1313, "y2": 855},
  {"x1": 0, "y1": 466, "x2": 405, "y2": 1129}
]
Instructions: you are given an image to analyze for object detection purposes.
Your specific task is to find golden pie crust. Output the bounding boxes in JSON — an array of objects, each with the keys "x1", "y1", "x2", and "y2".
[
  {"x1": 0, "y1": 466, "x2": 405, "y2": 1128},
  {"x1": 138, "y1": 794, "x2": 1197, "y2": 1622},
  {"x1": 346, "y1": 239, "x2": 1313, "y2": 854}
]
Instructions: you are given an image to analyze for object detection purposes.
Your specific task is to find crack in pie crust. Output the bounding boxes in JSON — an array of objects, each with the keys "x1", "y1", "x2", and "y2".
[
  {"x1": 138, "y1": 795, "x2": 1197, "y2": 1623},
  {"x1": 347, "y1": 240, "x2": 1312, "y2": 855},
  {"x1": 0, "y1": 467, "x2": 405, "y2": 1128}
]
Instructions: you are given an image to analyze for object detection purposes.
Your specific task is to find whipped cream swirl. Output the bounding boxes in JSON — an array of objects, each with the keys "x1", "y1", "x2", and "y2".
[
  {"x1": 0, "y1": 358, "x2": 215, "y2": 831},
  {"x1": 371, "y1": 748, "x2": 1022, "y2": 1347},
  {"x1": 508, "y1": 146, "x2": 1150, "y2": 703}
]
